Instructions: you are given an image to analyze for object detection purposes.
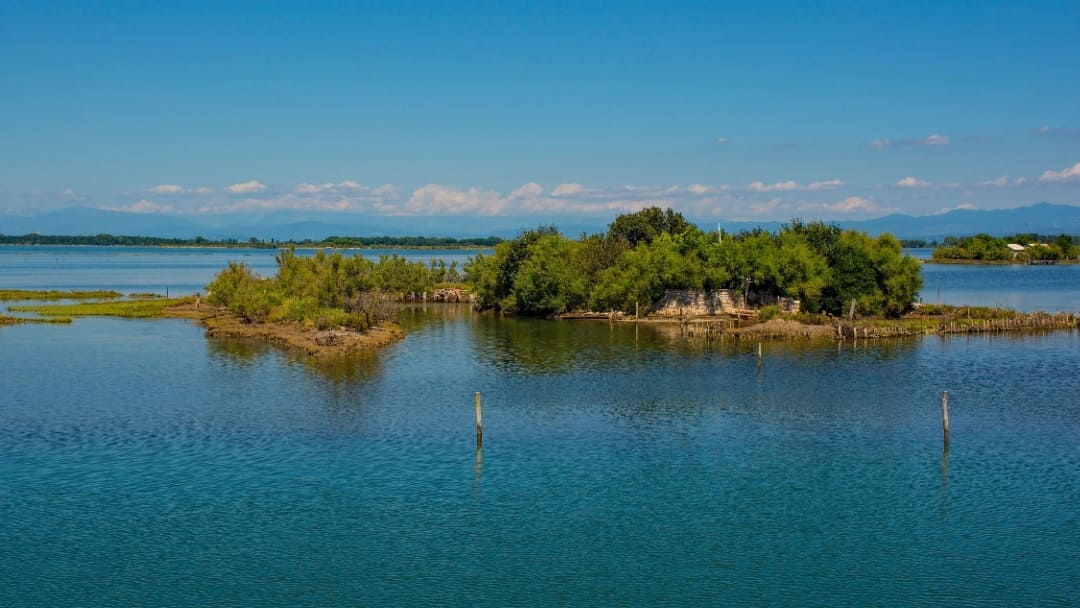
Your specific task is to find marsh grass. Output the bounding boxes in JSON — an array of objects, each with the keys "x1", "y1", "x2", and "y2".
[
  {"x1": 0, "y1": 314, "x2": 73, "y2": 325},
  {"x1": 0, "y1": 289, "x2": 123, "y2": 301},
  {"x1": 8, "y1": 297, "x2": 193, "y2": 318}
]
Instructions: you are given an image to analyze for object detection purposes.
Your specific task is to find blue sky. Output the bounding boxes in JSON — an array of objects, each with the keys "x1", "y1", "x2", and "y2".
[{"x1": 2, "y1": 1, "x2": 1079, "y2": 222}]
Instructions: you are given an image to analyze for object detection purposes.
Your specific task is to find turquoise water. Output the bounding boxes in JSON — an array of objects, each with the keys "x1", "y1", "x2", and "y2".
[
  {"x1": 1, "y1": 248, "x2": 1079, "y2": 606},
  {"x1": 920, "y1": 262, "x2": 1080, "y2": 312},
  {"x1": 3, "y1": 312, "x2": 1079, "y2": 606}
]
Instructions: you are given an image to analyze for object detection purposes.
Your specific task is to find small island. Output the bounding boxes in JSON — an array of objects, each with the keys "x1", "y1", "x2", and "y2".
[{"x1": 930, "y1": 233, "x2": 1078, "y2": 264}]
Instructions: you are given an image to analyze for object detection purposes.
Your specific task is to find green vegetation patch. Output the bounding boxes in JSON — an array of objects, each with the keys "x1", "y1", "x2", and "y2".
[
  {"x1": 204, "y1": 247, "x2": 467, "y2": 330},
  {"x1": 9, "y1": 297, "x2": 192, "y2": 318},
  {"x1": 914, "y1": 304, "x2": 1019, "y2": 319},
  {"x1": 0, "y1": 314, "x2": 73, "y2": 325},
  {"x1": 932, "y1": 233, "x2": 1078, "y2": 262},
  {"x1": 0, "y1": 289, "x2": 123, "y2": 301},
  {"x1": 465, "y1": 209, "x2": 923, "y2": 318}
]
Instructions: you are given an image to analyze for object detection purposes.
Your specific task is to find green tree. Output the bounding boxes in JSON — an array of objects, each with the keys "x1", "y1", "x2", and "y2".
[
  {"x1": 511, "y1": 234, "x2": 587, "y2": 315},
  {"x1": 606, "y1": 207, "x2": 693, "y2": 247}
]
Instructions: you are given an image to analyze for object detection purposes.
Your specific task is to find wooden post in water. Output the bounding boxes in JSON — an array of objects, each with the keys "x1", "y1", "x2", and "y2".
[
  {"x1": 941, "y1": 393, "x2": 950, "y2": 449},
  {"x1": 475, "y1": 391, "x2": 483, "y2": 448}
]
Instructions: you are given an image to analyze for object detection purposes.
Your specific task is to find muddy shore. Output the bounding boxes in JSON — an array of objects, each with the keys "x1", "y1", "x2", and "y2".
[{"x1": 164, "y1": 303, "x2": 404, "y2": 357}]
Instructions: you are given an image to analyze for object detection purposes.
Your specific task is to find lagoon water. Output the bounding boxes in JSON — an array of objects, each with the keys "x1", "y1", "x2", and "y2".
[{"x1": 2, "y1": 247, "x2": 1079, "y2": 606}]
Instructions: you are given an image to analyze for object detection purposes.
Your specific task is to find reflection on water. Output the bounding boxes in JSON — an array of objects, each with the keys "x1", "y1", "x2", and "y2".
[
  {"x1": 207, "y1": 335, "x2": 274, "y2": 365},
  {"x1": 2, "y1": 309, "x2": 1079, "y2": 607},
  {"x1": 466, "y1": 313, "x2": 923, "y2": 376},
  {"x1": 295, "y1": 349, "x2": 384, "y2": 386}
]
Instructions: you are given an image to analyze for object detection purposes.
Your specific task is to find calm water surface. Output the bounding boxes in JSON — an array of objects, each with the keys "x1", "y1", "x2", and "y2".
[
  {"x1": 1, "y1": 248, "x2": 1078, "y2": 606},
  {"x1": 0, "y1": 245, "x2": 483, "y2": 296}
]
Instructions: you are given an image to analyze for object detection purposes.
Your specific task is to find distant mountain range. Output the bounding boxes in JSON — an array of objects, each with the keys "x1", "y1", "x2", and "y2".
[{"x1": 2, "y1": 202, "x2": 1078, "y2": 241}]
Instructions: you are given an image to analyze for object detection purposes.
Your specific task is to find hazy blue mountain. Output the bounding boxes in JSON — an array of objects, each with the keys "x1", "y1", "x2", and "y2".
[
  {"x1": 2, "y1": 202, "x2": 1077, "y2": 241},
  {"x1": 0, "y1": 207, "x2": 206, "y2": 238},
  {"x1": 833, "y1": 202, "x2": 1080, "y2": 239},
  {"x1": 716, "y1": 202, "x2": 1080, "y2": 240}
]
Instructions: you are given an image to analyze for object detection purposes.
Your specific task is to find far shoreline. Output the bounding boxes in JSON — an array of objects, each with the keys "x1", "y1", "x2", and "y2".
[{"x1": 924, "y1": 258, "x2": 1079, "y2": 265}]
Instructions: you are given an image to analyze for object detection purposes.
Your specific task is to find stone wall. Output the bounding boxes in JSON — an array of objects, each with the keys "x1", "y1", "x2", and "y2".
[
  {"x1": 652, "y1": 289, "x2": 799, "y2": 316},
  {"x1": 652, "y1": 289, "x2": 736, "y2": 316}
]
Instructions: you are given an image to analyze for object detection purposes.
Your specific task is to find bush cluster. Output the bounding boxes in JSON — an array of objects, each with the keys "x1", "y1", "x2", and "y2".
[
  {"x1": 465, "y1": 209, "x2": 923, "y2": 318},
  {"x1": 205, "y1": 249, "x2": 462, "y2": 328}
]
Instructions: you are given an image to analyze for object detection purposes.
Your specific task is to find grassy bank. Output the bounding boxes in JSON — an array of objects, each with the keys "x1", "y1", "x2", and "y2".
[
  {"x1": 0, "y1": 289, "x2": 123, "y2": 301},
  {"x1": 8, "y1": 297, "x2": 194, "y2": 318},
  {"x1": 569, "y1": 304, "x2": 1079, "y2": 341},
  {"x1": 0, "y1": 314, "x2": 73, "y2": 326},
  {"x1": 5, "y1": 294, "x2": 405, "y2": 357}
]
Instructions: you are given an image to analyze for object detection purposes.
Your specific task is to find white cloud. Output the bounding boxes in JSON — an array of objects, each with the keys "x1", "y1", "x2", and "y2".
[
  {"x1": 372, "y1": 185, "x2": 399, "y2": 200},
  {"x1": 934, "y1": 202, "x2": 978, "y2": 214},
  {"x1": 193, "y1": 187, "x2": 214, "y2": 195},
  {"x1": 402, "y1": 184, "x2": 510, "y2": 216},
  {"x1": 871, "y1": 133, "x2": 959, "y2": 148},
  {"x1": 185, "y1": 181, "x2": 399, "y2": 215},
  {"x1": 294, "y1": 180, "x2": 366, "y2": 194},
  {"x1": 893, "y1": 176, "x2": 964, "y2": 189},
  {"x1": 807, "y1": 179, "x2": 845, "y2": 190},
  {"x1": 103, "y1": 199, "x2": 175, "y2": 214},
  {"x1": 897, "y1": 176, "x2": 932, "y2": 188},
  {"x1": 67, "y1": 177, "x2": 978, "y2": 222},
  {"x1": 827, "y1": 196, "x2": 878, "y2": 213},
  {"x1": 226, "y1": 180, "x2": 267, "y2": 194},
  {"x1": 294, "y1": 182, "x2": 323, "y2": 194},
  {"x1": 149, "y1": 184, "x2": 185, "y2": 194},
  {"x1": 1038, "y1": 162, "x2": 1080, "y2": 183},
  {"x1": 976, "y1": 176, "x2": 1028, "y2": 188},
  {"x1": 748, "y1": 180, "x2": 798, "y2": 192},
  {"x1": 509, "y1": 182, "x2": 544, "y2": 199},
  {"x1": 746, "y1": 179, "x2": 844, "y2": 192},
  {"x1": 714, "y1": 137, "x2": 730, "y2": 145},
  {"x1": 551, "y1": 183, "x2": 585, "y2": 197}
]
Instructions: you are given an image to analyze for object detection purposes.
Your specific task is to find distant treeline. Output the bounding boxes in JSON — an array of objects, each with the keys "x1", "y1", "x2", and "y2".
[
  {"x1": 899, "y1": 239, "x2": 938, "y2": 248},
  {"x1": 0, "y1": 233, "x2": 503, "y2": 248},
  {"x1": 933, "y1": 233, "x2": 1079, "y2": 262}
]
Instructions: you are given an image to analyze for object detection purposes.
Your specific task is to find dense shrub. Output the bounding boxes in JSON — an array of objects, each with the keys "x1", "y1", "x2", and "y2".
[
  {"x1": 466, "y1": 209, "x2": 923, "y2": 318},
  {"x1": 206, "y1": 248, "x2": 451, "y2": 329}
]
